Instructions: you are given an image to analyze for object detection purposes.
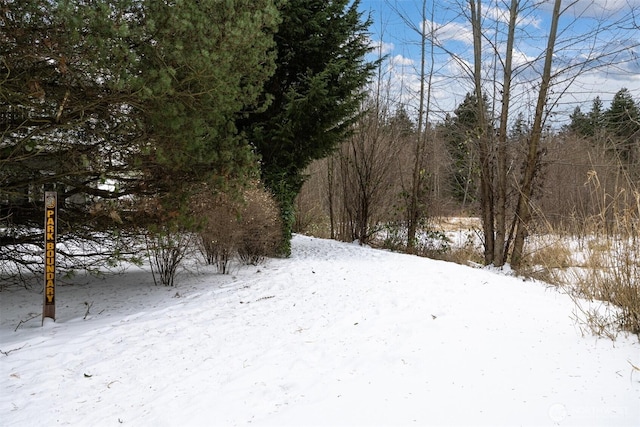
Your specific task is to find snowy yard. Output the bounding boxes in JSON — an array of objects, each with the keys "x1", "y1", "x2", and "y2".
[{"x1": 1, "y1": 234, "x2": 639, "y2": 426}]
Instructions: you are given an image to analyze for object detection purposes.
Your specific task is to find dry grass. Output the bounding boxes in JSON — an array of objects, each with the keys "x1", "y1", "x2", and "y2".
[
  {"x1": 527, "y1": 240, "x2": 573, "y2": 269},
  {"x1": 552, "y1": 171, "x2": 639, "y2": 338},
  {"x1": 441, "y1": 230, "x2": 485, "y2": 266},
  {"x1": 570, "y1": 236, "x2": 639, "y2": 336},
  {"x1": 444, "y1": 245, "x2": 485, "y2": 266},
  {"x1": 434, "y1": 216, "x2": 482, "y2": 232},
  {"x1": 517, "y1": 237, "x2": 574, "y2": 284}
]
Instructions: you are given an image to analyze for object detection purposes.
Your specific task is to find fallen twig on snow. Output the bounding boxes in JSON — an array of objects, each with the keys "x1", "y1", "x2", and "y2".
[{"x1": 14, "y1": 313, "x2": 40, "y2": 332}]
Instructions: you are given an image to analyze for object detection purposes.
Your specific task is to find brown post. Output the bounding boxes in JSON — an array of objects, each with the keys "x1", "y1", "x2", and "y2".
[{"x1": 43, "y1": 191, "x2": 57, "y2": 323}]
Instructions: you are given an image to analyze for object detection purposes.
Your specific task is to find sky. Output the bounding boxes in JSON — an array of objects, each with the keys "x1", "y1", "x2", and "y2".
[{"x1": 357, "y1": 0, "x2": 640, "y2": 126}]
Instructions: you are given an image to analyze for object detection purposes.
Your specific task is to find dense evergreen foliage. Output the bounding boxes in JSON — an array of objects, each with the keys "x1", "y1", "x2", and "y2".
[
  {"x1": 567, "y1": 88, "x2": 640, "y2": 170},
  {"x1": 1, "y1": 0, "x2": 279, "y2": 270},
  {"x1": 239, "y1": 0, "x2": 377, "y2": 255},
  {"x1": 441, "y1": 93, "x2": 491, "y2": 206}
]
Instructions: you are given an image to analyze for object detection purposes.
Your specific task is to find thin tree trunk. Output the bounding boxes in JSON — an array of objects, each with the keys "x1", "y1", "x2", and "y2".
[
  {"x1": 511, "y1": 0, "x2": 562, "y2": 268},
  {"x1": 470, "y1": 0, "x2": 494, "y2": 264},
  {"x1": 327, "y1": 156, "x2": 335, "y2": 240},
  {"x1": 407, "y1": 0, "x2": 429, "y2": 252},
  {"x1": 390, "y1": 0, "x2": 436, "y2": 252},
  {"x1": 494, "y1": 0, "x2": 519, "y2": 267}
]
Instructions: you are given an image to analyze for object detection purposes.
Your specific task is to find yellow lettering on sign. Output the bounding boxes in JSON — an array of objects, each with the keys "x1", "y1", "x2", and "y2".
[
  {"x1": 43, "y1": 193, "x2": 57, "y2": 316},
  {"x1": 45, "y1": 275, "x2": 55, "y2": 304}
]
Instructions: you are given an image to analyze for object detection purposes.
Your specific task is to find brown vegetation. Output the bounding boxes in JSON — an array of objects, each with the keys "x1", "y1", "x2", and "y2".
[{"x1": 192, "y1": 183, "x2": 282, "y2": 274}]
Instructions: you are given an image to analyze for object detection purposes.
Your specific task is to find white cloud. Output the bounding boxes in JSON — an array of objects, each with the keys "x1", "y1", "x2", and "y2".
[
  {"x1": 560, "y1": 0, "x2": 640, "y2": 18},
  {"x1": 368, "y1": 38, "x2": 395, "y2": 56},
  {"x1": 423, "y1": 20, "x2": 474, "y2": 46},
  {"x1": 483, "y1": 5, "x2": 542, "y2": 29},
  {"x1": 390, "y1": 54, "x2": 414, "y2": 67}
]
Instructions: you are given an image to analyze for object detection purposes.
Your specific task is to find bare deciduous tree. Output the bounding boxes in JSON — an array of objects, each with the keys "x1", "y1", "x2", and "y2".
[
  {"x1": 388, "y1": 0, "x2": 439, "y2": 251},
  {"x1": 465, "y1": 0, "x2": 639, "y2": 268}
]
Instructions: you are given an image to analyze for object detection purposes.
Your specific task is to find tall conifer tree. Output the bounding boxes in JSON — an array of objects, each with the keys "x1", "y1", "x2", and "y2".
[{"x1": 240, "y1": 0, "x2": 376, "y2": 255}]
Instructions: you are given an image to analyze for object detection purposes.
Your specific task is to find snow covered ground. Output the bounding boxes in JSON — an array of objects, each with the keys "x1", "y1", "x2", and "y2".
[{"x1": 1, "y1": 234, "x2": 639, "y2": 426}]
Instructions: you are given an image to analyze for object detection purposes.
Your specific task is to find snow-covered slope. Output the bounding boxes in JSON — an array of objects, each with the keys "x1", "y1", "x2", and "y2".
[{"x1": 1, "y1": 234, "x2": 638, "y2": 426}]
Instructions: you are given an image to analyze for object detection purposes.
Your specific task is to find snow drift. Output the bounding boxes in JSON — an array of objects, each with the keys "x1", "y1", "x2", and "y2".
[{"x1": 1, "y1": 234, "x2": 638, "y2": 426}]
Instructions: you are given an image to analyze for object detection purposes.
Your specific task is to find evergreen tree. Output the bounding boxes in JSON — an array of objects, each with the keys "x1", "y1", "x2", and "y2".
[
  {"x1": 568, "y1": 106, "x2": 588, "y2": 135},
  {"x1": 387, "y1": 105, "x2": 415, "y2": 137},
  {"x1": 588, "y1": 97, "x2": 605, "y2": 136},
  {"x1": 239, "y1": 0, "x2": 377, "y2": 255},
  {"x1": 134, "y1": 0, "x2": 279, "y2": 204},
  {"x1": 1, "y1": 1, "x2": 142, "y2": 242},
  {"x1": 442, "y1": 93, "x2": 490, "y2": 205},
  {"x1": 567, "y1": 97, "x2": 605, "y2": 137},
  {"x1": 510, "y1": 112, "x2": 530, "y2": 139},
  {"x1": 604, "y1": 88, "x2": 640, "y2": 163},
  {"x1": 1, "y1": 0, "x2": 279, "y2": 271}
]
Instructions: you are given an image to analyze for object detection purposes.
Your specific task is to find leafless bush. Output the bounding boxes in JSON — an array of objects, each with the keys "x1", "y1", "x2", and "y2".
[
  {"x1": 191, "y1": 188, "x2": 241, "y2": 274},
  {"x1": 540, "y1": 136, "x2": 625, "y2": 234},
  {"x1": 198, "y1": 235, "x2": 235, "y2": 274},
  {"x1": 236, "y1": 186, "x2": 282, "y2": 265},
  {"x1": 191, "y1": 182, "x2": 282, "y2": 273},
  {"x1": 145, "y1": 226, "x2": 192, "y2": 286},
  {"x1": 294, "y1": 160, "x2": 331, "y2": 238}
]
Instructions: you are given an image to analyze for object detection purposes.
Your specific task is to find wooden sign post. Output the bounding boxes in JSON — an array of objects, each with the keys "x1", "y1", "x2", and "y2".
[{"x1": 43, "y1": 191, "x2": 57, "y2": 323}]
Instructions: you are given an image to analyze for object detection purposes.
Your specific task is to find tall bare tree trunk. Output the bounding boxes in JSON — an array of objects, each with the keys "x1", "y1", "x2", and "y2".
[
  {"x1": 494, "y1": 0, "x2": 519, "y2": 267},
  {"x1": 406, "y1": 0, "x2": 430, "y2": 252},
  {"x1": 469, "y1": 0, "x2": 494, "y2": 264},
  {"x1": 510, "y1": 0, "x2": 562, "y2": 268}
]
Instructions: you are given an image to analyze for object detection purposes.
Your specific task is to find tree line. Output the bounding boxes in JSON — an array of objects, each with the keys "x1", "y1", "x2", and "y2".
[
  {"x1": 296, "y1": 0, "x2": 639, "y2": 270},
  {"x1": 299, "y1": 86, "x2": 639, "y2": 249}
]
